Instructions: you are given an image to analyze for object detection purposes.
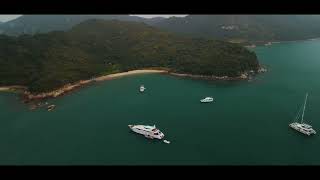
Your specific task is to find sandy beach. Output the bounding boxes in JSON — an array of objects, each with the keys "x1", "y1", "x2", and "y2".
[
  {"x1": 94, "y1": 69, "x2": 168, "y2": 81},
  {"x1": 0, "y1": 85, "x2": 27, "y2": 92},
  {"x1": 21, "y1": 69, "x2": 168, "y2": 102},
  {"x1": 0, "y1": 87, "x2": 10, "y2": 91}
]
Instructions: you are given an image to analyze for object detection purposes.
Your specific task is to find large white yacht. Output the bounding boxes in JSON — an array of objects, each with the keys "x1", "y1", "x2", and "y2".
[
  {"x1": 289, "y1": 93, "x2": 316, "y2": 136},
  {"x1": 128, "y1": 124, "x2": 164, "y2": 139},
  {"x1": 200, "y1": 97, "x2": 213, "y2": 103}
]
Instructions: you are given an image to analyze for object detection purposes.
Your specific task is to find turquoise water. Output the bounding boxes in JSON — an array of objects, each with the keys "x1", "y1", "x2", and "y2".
[{"x1": 1, "y1": 40, "x2": 320, "y2": 165}]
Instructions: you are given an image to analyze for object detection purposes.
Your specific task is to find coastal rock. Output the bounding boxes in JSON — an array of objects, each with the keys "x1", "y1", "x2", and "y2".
[
  {"x1": 265, "y1": 42, "x2": 272, "y2": 46},
  {"x1": 22, "y1": 79, "x2": 94, "y2": 101},
  {"x1": 216, "y1": 76, "x2": 228, "y2": 80},
  {"x1": 258, "y1": 67, "x2": 267, "y2": 73},
  {"x1": 239, "y1": 73, "x2": 248, "y2": 79}
]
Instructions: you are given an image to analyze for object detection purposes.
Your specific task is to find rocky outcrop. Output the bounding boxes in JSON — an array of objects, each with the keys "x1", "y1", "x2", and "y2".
[
  {"x1": 258, "y1": 67, "x2": 267, "y2": 73},
  {"x1": 170, "y1": 65, "x2": 267, "y2": 81},
  {"x1": 170, "y1": 72, "x2": 249, "y2": 81},
  {"x1": 22, "y1": 80, "x2": 93, "y2": 102}
]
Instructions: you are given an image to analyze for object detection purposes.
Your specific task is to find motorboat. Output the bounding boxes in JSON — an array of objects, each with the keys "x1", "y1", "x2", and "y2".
[
  {"x1": 140, "y1": 85, "x2": 146, "y2": 92},
  {"x1": 128, "y1": 124, "x2": 164, "y2": 139},
  {"x1": 200, "y1": 97, "x2": 213, "y2": 103}
]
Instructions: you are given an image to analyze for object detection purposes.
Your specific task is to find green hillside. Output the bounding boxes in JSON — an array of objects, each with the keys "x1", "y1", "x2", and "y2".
[{"x1": 0, "y1": 19, "x2": 259, "y2": 93}]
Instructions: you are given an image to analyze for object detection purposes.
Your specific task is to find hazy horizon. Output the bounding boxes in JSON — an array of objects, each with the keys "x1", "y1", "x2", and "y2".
[{"x1": 0, "y1": 15, "x2": 187, "y2": 22}]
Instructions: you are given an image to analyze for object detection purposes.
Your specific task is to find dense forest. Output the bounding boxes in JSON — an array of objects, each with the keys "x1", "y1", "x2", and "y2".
[
  {"x1": 0, "y1": 19, "x2": 259, "y2": 93},
  {"x1": 2, "y1": 15, "x2": 320, "y2": 44},
  {"x1": 0, "y1": 15, "x2": 164, "y2": 36},
  {"x1": 152, "y1": 15, "x2": 320, "y2": 44}
]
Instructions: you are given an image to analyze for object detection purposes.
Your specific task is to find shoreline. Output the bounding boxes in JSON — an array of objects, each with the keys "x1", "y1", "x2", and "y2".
[
  {"x1": 94, "y1": 69, "x2": 168, "y2": 81},
  {"x1": 21, "y1": 69, "x2": 168, "y2": 102},
  {"x1": 0, "y1": 85, "x2": 27, "y2": 92},
  {"x1": 244, "y1": 37, "x2": 320, "y2": 48},
  {"x1": 169, "y1": 66, "x2": 267, "y2": 81},
  {"x1": 1, "y1": 67, "x2": 267, "y2": 105}
]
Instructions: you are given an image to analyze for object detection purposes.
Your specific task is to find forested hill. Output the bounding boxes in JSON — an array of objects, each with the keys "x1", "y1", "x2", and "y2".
[
  {"x1": 0, "y1": 15, "x2": 164, "y2": 36},
  {"x1": 3, "y1": 15, "x2": 320, "y2": 44},
  {"x1": 152, "y1": 15, "x2": 320, "y2": 44},
  {"x1": 0, "y1": 19, "x2": 259, "y2": 93}
]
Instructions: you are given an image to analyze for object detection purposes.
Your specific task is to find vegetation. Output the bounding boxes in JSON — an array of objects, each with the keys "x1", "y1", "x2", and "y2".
[
  {"x1": 0, "y1": 19, "x2": 259, "y2": 93},
  {"x1": 153, "y1": 15, "x2": 320, "y2": 43},
  {"x1": 3, "y1": 15, "x2": 320, "y2": 44},
  {"x1": 0, "y1": 15, "x2": 164, "y2": 36},
  {"x1": 0, "y1": 15, "x2": 320, "y2": 44}
]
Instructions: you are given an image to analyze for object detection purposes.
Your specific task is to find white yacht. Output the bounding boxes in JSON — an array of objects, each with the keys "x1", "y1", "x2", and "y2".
[
  {"x1": 128, "y1": 124, "x2": 164, "y2": 139},
  {"x1": 200, "y1": 97, "x2": 213, "y2": 103},
  {"x1": 140, "y1": 85, "x2": 146, "y2": 92},
  {"x1": 289, "y1": 93, "x2": 316, "y2": 136}
]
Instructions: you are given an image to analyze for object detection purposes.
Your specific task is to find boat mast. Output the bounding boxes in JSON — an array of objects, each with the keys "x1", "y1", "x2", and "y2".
[{"x1": 301, "y1": 93, "x2": 308, "y2": 123}]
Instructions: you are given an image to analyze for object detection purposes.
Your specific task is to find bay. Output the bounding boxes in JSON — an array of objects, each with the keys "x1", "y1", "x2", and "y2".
[{"x1": 1, "y1": 39, "x2": 320, "y2": 165}]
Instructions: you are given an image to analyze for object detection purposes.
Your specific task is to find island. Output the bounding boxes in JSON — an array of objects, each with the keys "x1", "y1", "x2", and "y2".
[{"x1": 0, "y1": 19, "x2": 264, "y2": 104}]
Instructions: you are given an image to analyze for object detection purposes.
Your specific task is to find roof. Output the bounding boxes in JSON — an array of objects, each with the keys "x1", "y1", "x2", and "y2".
[{"x1": 134, "y1": 125, "x2": 156, "y2": 132}]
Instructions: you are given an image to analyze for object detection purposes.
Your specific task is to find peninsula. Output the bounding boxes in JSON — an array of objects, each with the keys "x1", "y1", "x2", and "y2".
[{"x1": 0, "y1": 19, "x2": 262, "y2": 102}]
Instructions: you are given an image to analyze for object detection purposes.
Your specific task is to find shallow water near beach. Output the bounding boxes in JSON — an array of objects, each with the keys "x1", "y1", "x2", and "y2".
[{"x1": 1, "y1": 39, "x2": 320, "y2": 165}]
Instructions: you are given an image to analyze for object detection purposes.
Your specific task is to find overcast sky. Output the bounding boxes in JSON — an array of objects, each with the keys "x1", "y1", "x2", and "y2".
[
  {"x1": 131, "y1": 15, "x2": 187, "y2": 18},
  {"x1": 0, "y1": 15, "x2": 187, "y2": 22}
]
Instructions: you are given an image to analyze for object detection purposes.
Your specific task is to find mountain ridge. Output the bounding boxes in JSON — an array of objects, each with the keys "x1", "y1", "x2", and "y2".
[
  {"x1": 152, "y1": 15, "x2": 320, "y2": 44},
  {"x1": 3, "y1": 15, "x2": 320, "y2": 44},
  {"x1": 0, "y1": 15, "x2": 164, "y2": 36}
]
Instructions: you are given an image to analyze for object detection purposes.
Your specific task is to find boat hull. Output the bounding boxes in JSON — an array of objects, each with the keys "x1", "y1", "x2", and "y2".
[
  {"x1": 289, "y1": 123, "x2": 316, "y2": 136},
  {"x1": 200, "y1": 100, "x2": 213, "y2": 103},
  {"x1": 200, "y1": 97, "x2": 214, "y2": 103},
  {"x1": 128, "y1": 125, "x2": 164, "y2": 140}
]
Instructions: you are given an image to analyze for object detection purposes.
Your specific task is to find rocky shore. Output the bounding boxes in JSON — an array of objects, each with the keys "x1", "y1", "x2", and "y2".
[
  {"x1": 22, "y1": 79, "x2": 93, "y2": 103},
  {"x1": 169, "y1": 66, "x2": 267, "y2": 81},
  {"x1": 0, "y1": 85, "x2": 27, "y2": 92}
]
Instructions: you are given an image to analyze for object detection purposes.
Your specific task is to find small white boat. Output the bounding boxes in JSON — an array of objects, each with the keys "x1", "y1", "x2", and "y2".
[
  {"x1": 163, "y1": 140, "x2": 170, "y2": 144},
  {"x1": 200, "y1": 97, "x2": 213, "y2": 103},
  {"x1": 289, "y1": 93, "x2": 316, "y2": 136},
  {"x1": 140, "y1": 85, "x2": 146, "y2": 92},
  {"x1": 128, "y1": 124, "x2": 164, "y2": 139}
]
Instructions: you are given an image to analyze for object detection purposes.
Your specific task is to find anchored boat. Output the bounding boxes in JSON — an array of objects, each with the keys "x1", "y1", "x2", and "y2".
[
  {"x1": 140, "y1": 85, "x2": 146, "y2": 92},
  {"x1": 128, "y1": 124, "x2": 164, "y2": 139},
  {"x1": 289, "y1": 93, "x2": 316, "y2": 136},
  {"x1": 200, "y1": 97, "x2": 213, "y2": 103}
]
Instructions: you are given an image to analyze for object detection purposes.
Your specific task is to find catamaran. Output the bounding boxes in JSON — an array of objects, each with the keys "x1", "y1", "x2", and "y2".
[
  {"x1": 140, "y1": 85, "x2": 146, "y2": 92},
  {"x1": 128, "y1": 124, "x2": 164, "y2": 139},
  {"x1": 289, "y1": 93, "x2": 316, "y2": 136},
  {"x1": 200, "y1": 97, "x2": 214, "y2": 103}
]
